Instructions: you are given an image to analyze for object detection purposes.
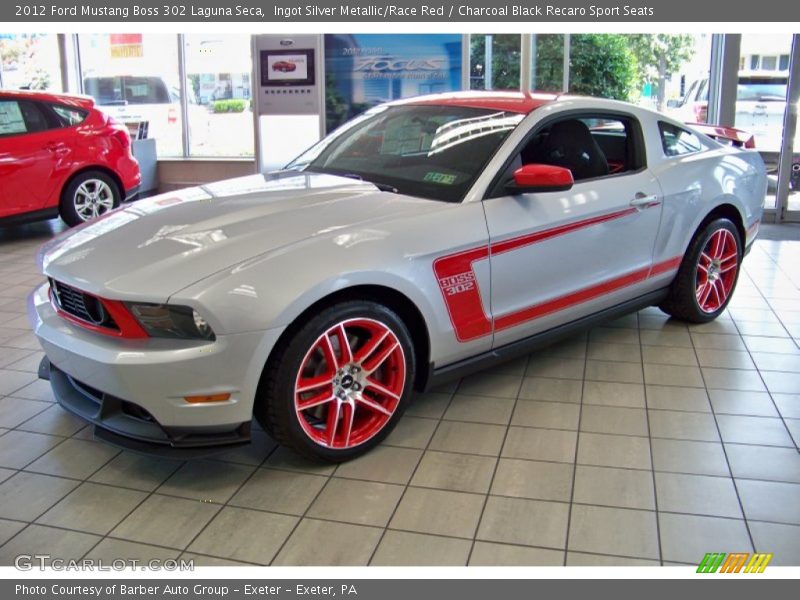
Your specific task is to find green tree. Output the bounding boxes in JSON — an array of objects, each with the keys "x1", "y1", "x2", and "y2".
[
  {"x1": 469, "y1": 35, "x2": 521, "y2": 90},
  {"x1": 627, "y1": 34, "x2": 695, "y2": 111}
]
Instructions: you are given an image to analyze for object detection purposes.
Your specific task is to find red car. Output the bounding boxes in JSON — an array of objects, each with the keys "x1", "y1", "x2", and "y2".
[
  {"x1": 0, "y1": 90, "x2": 141, "y2": 227},
  {"x1": 272, "y1": 61, "x2": 297, "y2": 73}
]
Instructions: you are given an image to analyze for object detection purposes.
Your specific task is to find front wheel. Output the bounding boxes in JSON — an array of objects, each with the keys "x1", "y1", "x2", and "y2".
[
  {"x1": 60, "y1": 171, "x2": 121, "y2": 226},
  {"x1": 659, "y1": 218, "x2": 742, "y2": 323},
  {"x1": 256, "y1": 301, "x2": 416, "y2": 462}
]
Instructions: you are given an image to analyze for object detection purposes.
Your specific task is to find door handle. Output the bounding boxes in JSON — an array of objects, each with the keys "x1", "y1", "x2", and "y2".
[{"x1": 630, "y1": 193, "x2": 660, "y2": 209}]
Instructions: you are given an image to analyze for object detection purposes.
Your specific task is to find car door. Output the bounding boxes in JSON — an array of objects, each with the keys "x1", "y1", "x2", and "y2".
[
  {"x1": 483, "y1": 111, "x2": 665, "y2": 348},
  {"x1": 0, "y1": 98, "x2": 67, "y2": 217}
]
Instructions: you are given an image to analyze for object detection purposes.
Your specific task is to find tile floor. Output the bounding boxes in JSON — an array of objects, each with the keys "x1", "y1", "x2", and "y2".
[{"x1": 0, "y1": 220, "x2": 798, "y2": 567}]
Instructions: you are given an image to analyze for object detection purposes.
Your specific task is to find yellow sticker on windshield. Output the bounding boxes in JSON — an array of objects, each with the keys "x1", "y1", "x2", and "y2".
[{"x1": 424, "y1": 172, "x2": 457, "y2": 185}]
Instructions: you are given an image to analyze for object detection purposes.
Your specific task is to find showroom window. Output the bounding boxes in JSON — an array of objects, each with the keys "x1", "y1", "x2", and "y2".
[
  {"x1": 183, "y1": 34, "x2": 254, "y2": 157},
  {"x1": 78, "y1": 33, "x2": 184, "y2": 156},
  {"x1": 0, "y1": 34, "x2": 63, "y2": 92},
  {"x1": 470, "y1": 34, "x2": 521, "y2": 90}
]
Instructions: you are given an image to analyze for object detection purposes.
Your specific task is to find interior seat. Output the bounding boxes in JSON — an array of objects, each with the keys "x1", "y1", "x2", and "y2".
[{"x1": 530, "y1": 119, "x2": 610, "y2": 181}]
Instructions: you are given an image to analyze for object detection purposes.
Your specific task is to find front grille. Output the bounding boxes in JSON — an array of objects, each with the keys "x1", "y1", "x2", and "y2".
[{"x1": 51, "y1": 279, "x2": 119, "y2": 331}]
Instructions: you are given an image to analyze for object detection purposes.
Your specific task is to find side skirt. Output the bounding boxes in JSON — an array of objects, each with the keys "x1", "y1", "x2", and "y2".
[{"x1": 424, "y1": 289, "x2": 668, "y2": 391}]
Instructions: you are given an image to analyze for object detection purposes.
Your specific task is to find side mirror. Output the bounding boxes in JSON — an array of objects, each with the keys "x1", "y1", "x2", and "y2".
[{"x1": 508, "y1": 164, "x2": 574, "y2": 193}]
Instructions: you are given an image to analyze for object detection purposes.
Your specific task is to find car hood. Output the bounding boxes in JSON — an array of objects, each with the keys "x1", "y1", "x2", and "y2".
[{"x1": 39, "y1": 172, "x2": 444, "y2": 302}]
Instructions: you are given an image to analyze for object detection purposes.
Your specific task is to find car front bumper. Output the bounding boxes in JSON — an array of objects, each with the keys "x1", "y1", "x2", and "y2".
[{"x1": 28, "y1": 282, "x2": 283, "y2": 456}]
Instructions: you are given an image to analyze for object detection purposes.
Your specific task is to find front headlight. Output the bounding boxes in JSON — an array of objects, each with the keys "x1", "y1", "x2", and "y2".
[{"x1": 126, "y1": 303, "x2": 216, "y2": 341}]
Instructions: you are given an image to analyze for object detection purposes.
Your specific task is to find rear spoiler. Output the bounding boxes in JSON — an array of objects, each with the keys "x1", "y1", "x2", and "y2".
[{"x1": 688, "y1": 123, "x2": 756, "y2": 149}]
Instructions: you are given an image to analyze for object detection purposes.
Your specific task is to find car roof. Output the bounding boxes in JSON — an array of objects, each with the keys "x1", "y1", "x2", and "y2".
[
  {"x1": 0, "y1": 89, "x2": 95, "y2": 109},
  {"x1": 395, "y1": 91, "x2": 562, "y2": 114}
]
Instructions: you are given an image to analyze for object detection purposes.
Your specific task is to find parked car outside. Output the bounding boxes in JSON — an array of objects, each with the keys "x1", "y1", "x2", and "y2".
[{"x1": 0, "y1": 89, "x2": 140, "y2": 226}]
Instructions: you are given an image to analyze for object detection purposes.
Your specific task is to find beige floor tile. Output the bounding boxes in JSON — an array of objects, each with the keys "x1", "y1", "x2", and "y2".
[
  {"x1": 695, "y1": 349, "x2": 756, "y2": 370},
  {"x1": 511, "y1": 400, "x2": 580, "y2": 430},
  {"x1": 702, "y1": 368, "x2": 767, "y2": 392},
  {"x1": 587, "y1": 342, "x2": 642, "y2": 364},
  {"x1": 518, "y1": 376, "x2": 583, "y2": 403},
  {"x1": 577, "y1": 432, "x2": 651, "y2": 470},
  {"x1": 644, "y1": 364, "x2": 705, "y2": 388},
  {"x1": 25, "y1": 438, "x2": 120, "y2": 480},
  {"x1": 751, "y1": 352, "x2": 800, "y2": 373},
  {"x1": 15, "y1": 404, "x2": 87, "y2": 436},
  {"x1": 211, "y1": 430, "x2": 277, "y2": 466},
  {"x1": 89, "y1": 452, "x2": 184, "y2": 491},
  {"x1": 384, "y1": 416, "x2": 438, "y2": 448},
  {"x1": 371, "y1": 530, "x2": 471, "y2": 566},
  {"x1": 389, "y1": 487, "x2": 484, "y2": 538},
  {"x1": 655, "y1": 472, "x2": 743, "y2": 518},
  {"x1": 36, "y1": 481, "x2": 147, "y2": 535},
  {"x1": 334, "y1": 446, "x2": 422, "y2": 484},
  {"x1": 85, "y1": 538, "x2": 179, "y2": 562},
  {"x1": 585, "y1": 360, "x2": 644, "y2": 384},
  {"x1": 10, "y1": 380, "x2": 54, "y2": 402},
  {"x1": 443, "y1": 394, "x2": 515, "y2": 425},
  {"x1": 411, "y1": 451, "x2": 496, "y2": 494},
  {"x1": 650, "y1": 439, "x2": 730, "y2": 477},
  {"x1": 772, "y1": 394, "x2": 800, "y2": 419},
  {"x1": 110, "y1": 494, "x2": 220, "y2": 549},
  {"x1": 725, "y1": 444, "x2": 800, "y2": 483},
  {"x1": 0, "y1": 472, "x2": 79, "y2": 521},
  {"x1": 307, "y1": 478, "x2": 404, "y2": 526},
  {"x1": 180, "y1": 553, "x2": 252, "y2": 566},
  {"x1": 229, "y1": 468, "x2": 327, "y2": 515},
  {"x1": 690, "y1": 332, "x2": 747, "y2": 351},
  {"x1": 406, "y1": 392, "x2": 451, "y2": 419},
  {"x1": 573, "y1": 465, "x2": 655, "y2": 510},
  {"x1": 156, "y1": 460, "x2": 255, "y2": 504},
  {"x1": 642, "y1": 346, "x2": 698, "y2": 367},
  {"x1": 490, "y1": 458, "x2": 573, "y2": 502},
  {"x1": 582, "y1": 381, "x2": 645, "y2": 408},
  {"x1": 716, "y1": 415, "x2": 794, "y2": 446},
  {"x1": 429, "y1": 420, "x2": 506, "y2": 456},
  {"x1": 525, "y1": 357, "x2": 585, "y2": 380},
  {"x1": 580, "y1": 405, "x2": 649, "y2": 437},
  {"x1": 0, "y1": 369, "x2": 37, "y2": 396},
  {"x1": 589, "y1": 327, "x2": 639, "y2": 345},
  {"x1": 659, "y1": 513, "x2": 751, "y2": 564},
  {"x1": 0, "y1": 518, "x2": 25, "y2": 546},
  {"x1": 457, "y1": 373, "x2": 522, "y2": 399},
  {"x1": 264, "y1": 446, "x2": 337, "y2": 476},
  {"x1": 761, "y1": 371, "x2": 800, "y2": 395},
  {"x1": 566, "y1": 552, "x2": 660, "y2": 566},
  {"x1": 477, "y1": 496, "x2": 569, "y2": 549},
  {"x1": 188, "y1": 506, "x2": 297, "y2": 565},
  {"x1": 639, "y1": 329, "x2": 692, "y2": 348},
  {"x1": 743, "y1": 336, "x2": 799, "y2": 354},
  {"x1": 567, "y1": 505, "x2": 659, "y2": 559},
  {"x1": 748, "y1": 521, "x2": 800, "y2": 565},
  {"x1": 502, "y1": 427, "x2": 577, "y2": 463},
  {"x1": 648, "y1": 410, "x2": 720, "y2": 442},
  {"x1": 736, "y1": 479, "x2": 800, "y2": 525},
  {"x1": 0, "y1": 524, "x2": 99, "y2": 566},
  {"x1": 470, "y1": 541, "x2": 564, "y2": 566},
  {"x1": 0, "y1": 396, "x2": 50, "y2": 428},
  {"x1": 0, "y1": 430, "x2": 63, "y2": 469},
  {"x1": 646, "y1": 385, "x2": 711, "y2": 412},
  {"x1": 708, "y1": 390, "x2": 779, "y2": 417},
  {"x1": 273, "y1": 519, "x2": 382, "y2": 566},
  {"x1": 0, "y1": 467, "x2": 14, "y2": 484}
]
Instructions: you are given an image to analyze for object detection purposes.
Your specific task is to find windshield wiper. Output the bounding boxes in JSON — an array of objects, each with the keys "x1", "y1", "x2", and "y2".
[{"x1": 340, "y1": 173, "x2": 399, "y2": 193}]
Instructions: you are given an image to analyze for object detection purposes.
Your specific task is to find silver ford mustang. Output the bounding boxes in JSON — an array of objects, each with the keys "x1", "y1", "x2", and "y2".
[{"x1": 28, "y1": 91, "x2": 766, "y2": 461}]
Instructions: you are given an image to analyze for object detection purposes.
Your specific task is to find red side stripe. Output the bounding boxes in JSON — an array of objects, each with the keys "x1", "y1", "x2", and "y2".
[{"x1": 490, "y1": 207, "x2": 639, "y2": 256}]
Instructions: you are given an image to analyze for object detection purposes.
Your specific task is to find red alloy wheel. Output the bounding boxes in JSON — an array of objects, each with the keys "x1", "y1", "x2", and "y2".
[
  {"x1": 293, "y1": 318, "x2": 406, "y2": 449},
  {"x1": 695, "y1": 228, "x2": 739, "y2": 314}
]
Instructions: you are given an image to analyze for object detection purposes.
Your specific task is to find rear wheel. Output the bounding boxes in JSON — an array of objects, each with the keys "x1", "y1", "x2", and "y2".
[
  {"x1": 659, "y1": 218, "x2": 742, "y2": 323},
  {"x1": 256, "y1": 301, "x2": 415, "y2": 462},
  {"x1": 60, "y1": 171, "x2": 121, "y2": 226}
]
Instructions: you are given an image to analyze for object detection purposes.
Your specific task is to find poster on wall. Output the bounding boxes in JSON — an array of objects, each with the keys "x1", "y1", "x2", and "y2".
[{"x1": 324, "y1": 34, "x2": 463, "y2": 133}]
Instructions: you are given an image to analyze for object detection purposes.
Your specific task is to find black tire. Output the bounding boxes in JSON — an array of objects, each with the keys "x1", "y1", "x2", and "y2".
[
  {"x1": 60, "y1": 170, "x2": 121, "y2": 226},
  {"x1": 659, "y1": 218, "x2": 743, "y2": 323},
  {"x1": 256, "y1": 301, "x2": 416, "y2": 462}
]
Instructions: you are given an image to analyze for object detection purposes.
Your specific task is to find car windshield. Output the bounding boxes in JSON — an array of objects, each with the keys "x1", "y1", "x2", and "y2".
[
  {"x1": 737, "y1": 77, "x2": 788, "y2": 102},
  {"x1": 287, "y1": 104, "x2": 525, "y2": 202},
  {"x1": 84, "y1": 76, "x2": 172, "y2": 105}
]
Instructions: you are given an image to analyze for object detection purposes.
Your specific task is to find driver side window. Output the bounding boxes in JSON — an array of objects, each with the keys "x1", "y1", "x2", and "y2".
[{"x1": 491, "y1": 113, "x2": 645, "y2": 197}]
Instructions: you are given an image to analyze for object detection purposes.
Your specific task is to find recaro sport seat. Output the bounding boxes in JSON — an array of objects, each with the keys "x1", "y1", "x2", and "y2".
[{"x1": 532, "y1": 119, "x2": 610, "y2": 181}]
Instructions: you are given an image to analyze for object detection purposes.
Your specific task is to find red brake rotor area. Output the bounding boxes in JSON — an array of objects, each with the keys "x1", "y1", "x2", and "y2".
[{"x1": 294, "y1": 318, "x2": 406, "y2": 449}]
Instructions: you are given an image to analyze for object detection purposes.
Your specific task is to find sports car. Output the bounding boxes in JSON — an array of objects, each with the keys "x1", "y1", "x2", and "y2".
[{"x1": 28, "y1": 91, "x2": 766, "y2": 462}]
